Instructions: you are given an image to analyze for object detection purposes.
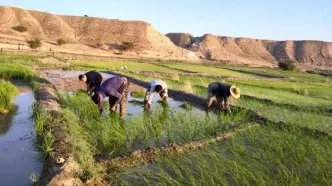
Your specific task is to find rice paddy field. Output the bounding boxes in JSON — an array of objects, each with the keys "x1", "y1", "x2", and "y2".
[{"x1": 0, "y1": 53, "x2": 331, "y2": 185}]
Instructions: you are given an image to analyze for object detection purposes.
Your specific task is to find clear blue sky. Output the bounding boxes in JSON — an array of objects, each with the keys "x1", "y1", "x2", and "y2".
[{"x1": 1, "y1": 0, "x2": 331, "y2": 41}]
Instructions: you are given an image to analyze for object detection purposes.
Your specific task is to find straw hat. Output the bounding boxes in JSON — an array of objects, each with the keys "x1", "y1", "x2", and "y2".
[{"x1": 230, "y1": 85, "x2": 240, "y2": 99}]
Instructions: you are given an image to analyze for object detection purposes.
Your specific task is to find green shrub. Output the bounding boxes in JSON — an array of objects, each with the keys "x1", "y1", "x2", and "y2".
[
  {"x1": 0, "y1": 80, "x2": 18, "y2": 114},
  {"x1": 57, "y1": 39, "x2": 67, "y2": 46},
  {"x1": 278, "y1": 61, "x2": 297, "y2": 71},
  {"x1": 26, "y1": 39, "x2": 42, "y2": 49},
  {"x1": 119, "y1": 42, "x2": 134, "y2": 51},
  {"x1": 12, "y1": 25, "x2": 27, "y2": 32}
]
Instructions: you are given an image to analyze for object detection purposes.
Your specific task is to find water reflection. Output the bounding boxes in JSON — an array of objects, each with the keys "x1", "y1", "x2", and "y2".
[
  {"x1": 0, "y1": 92, "x2": 42, "y2": 186},
  {"x1": 0, "y1": 105, "x2": 18, "y2": 135}
]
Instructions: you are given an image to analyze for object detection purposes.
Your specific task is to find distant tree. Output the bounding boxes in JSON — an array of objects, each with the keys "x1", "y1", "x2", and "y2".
[
  {"x1": 206, "y1": 51, "x2": 212, "y2": 60},
  {"x1": 12, "y1": 25, "x2": 27, "y2": 32},
  {"x1": 57, "y1": 39, "x2": 67, "y2": 46},
  {"x1": 278, "y1": 60, "x2": 297, "y2": 71},
  {"x1": 26, "y1": 39, "x2": 41, "y2": 49},
  {"x1": 119, "y1": 42, "x2": 134, "y2": 51}
]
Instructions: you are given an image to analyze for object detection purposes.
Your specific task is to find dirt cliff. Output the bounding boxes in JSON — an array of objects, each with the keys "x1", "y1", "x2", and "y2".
[
  {"x1": 166, "y1": 33, "x2": 332, "y2": 69},
  {"x1": 1, "y1": 6, "x2": 331, "y2": 69},
  {"x1": 0, "y1": 6, "x2": 198, "y2": 60}
]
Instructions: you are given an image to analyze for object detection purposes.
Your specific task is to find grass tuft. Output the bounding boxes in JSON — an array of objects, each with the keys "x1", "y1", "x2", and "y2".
[
  {"x1": 0, "y1": 80, "x2": 18, "y2": 114},
  {"x1": 182, "y1": 81, "x2": 194, "y2": 94}
]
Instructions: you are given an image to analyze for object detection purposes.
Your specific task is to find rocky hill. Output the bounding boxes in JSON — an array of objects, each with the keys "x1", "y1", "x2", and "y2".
[
  {"x1": 166, "y1": 33, "x2": 332, "y2": 69},
  {"x1": 1, "y1": 6, "x2": 331, "y2": 69},
  {"x1": 0, "y1": 6, "x2": 197, "y2": 60}
]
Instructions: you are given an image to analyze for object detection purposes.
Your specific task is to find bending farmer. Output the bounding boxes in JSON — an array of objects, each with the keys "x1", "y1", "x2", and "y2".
[
  {"x1": 92, "y1": 77, "x2": 130, "y2": 119},
  {"x1": 144, "y1": 80, "x2": 168, "y2": 109},
  {"x1": 206, "y1": 82, "x2": 240, "y2": 113},
  {"x1": 79, "y1": 71, "x2": 103, "y2": 95}
]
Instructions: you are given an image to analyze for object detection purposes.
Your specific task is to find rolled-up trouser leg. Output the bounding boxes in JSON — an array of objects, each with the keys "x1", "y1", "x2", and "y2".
[{"x1": 120, "y1": 82, "x2": 130, "y2": 119}]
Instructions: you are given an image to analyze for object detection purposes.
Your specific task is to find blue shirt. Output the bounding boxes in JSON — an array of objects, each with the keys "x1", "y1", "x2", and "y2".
[{"x1": 96, "y1": 77, "x2": 125, "y2": 105}]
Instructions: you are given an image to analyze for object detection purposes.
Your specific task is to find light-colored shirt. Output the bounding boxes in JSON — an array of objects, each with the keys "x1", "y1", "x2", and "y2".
[{"x1": 145, "y1": 80, "x2": 168, "y2": 104}]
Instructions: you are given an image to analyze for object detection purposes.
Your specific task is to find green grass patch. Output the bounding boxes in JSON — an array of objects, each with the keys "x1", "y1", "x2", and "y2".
[
  {"x1": 164, "y1": 63, "x2": 258, "y2": 78},
  {"x1": 179, "y1": 103, "x2": 193, "y2": 111},
  {"x1": 236, "y1": 98, "x2": 332, "y2": 133},
  {"x1": 0, "y1": 63, "x2": 35, "y2": 81},
  {"x1": 71, "y1": 61, "x2": 181, "y2": 73},
  {"x1": 223, "y1": 65, "x2": 330, "y2": 82},
  {"x1": 0, "y1": 80, "x2": 18, "y2": 114}
]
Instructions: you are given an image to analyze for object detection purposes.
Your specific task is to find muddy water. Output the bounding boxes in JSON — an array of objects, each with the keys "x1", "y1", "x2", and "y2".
[
  {"x1": 0, "y1": 92, "x2": 41, "y2": 186},
  {"x1": 126, "y1": 95, "x2": 205, "y2": 117}
]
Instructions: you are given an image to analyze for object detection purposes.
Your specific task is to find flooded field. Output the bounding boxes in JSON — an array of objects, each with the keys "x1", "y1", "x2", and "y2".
[
  {"x1": 0, "y1": 92, "x2": 41, "y2": 186},
  {"x1": 45, "y1": 70, "x2": 208, "y2": 118}
]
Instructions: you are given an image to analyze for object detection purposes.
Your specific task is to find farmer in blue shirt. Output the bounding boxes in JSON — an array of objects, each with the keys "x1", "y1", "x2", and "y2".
[{"x1": 92, "y1": 76, "x2": 130, "y2": 119}]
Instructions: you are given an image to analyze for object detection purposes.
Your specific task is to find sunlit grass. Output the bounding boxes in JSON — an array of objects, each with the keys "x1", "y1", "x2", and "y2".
[
  {"x1": 0, "y1": 80, "x2": 18, "y2": 114},
  {"x1": 222, "y1": 65, "x2": 331, "y2": 82},
  {"x1": 71, "y1": 61, "x2": 181, "y2": 73},
  {"x1": 120, "y1": 125, "x2": 332, "y2": 185},
  {"x1": 164, "y1": 63, "x2": 258, "y2": 78},
  {"x1": 0, "y1": 63, "x2": 35, "y2": 81},
  {"x1": 60, "y1": 92, "x2": 252, "y2": 158},
  {"x1": 236, "y1": 98, "x2": 332, "y2": 133}
]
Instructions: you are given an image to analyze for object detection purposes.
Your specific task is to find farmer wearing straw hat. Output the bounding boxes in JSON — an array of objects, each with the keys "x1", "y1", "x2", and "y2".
[{"x1": 206, "y1": 82, "x2": 240, "y2": 113}]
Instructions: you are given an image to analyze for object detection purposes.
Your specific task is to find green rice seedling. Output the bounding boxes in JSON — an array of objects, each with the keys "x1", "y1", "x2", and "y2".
[
  {"x1": 0, "y1": 80, "x2": 18, "y2": 114},
  {"x1": 119, "y1": 125, "x2": 332, "y2": 185},
  {"x1": 71, "y1": 61, "x2": 180, "y2": 73},
  {"x1": 231, "y1": 83, "x2": 332, "y2": 111},
  {"x1": 32, "y1": 104, "x2": 48, "y2": 135},
  {"x1": 60, "y1": 92, "x2": 252, "y2": 158},
  {"x1": 30, "y1": 80, "x2": 41, "y2": 91},
  {"x1": 179, "y1": 103, "x2": 192, "y2": 111},
  {"x1": 228, "y1": 79, "x2": 332, "y2": 100},
  {"x1": 157, "y1": 100, "x2": 169, "y2": 108},
  {"x1": 223, "y1": 65, "x2": 330, "y2": 82},
  {"x1": 0, "y1": 63, "x2": 35, "y2": 81},
  {"x1": 164, "y1": 63, "x2": 258, "y2": 78},
  {"x1": 42, "y1": 130, "x2": 55, "y2": 158},
  {"x1": 29, "y1": 173, "x2": 40, "y2": 185},
  {"x1": 61, "y1": 109, "x2": 104, "y2": 182},
  {"x1": 236, "y1": 98, "x2": 332, "y2": 133}
]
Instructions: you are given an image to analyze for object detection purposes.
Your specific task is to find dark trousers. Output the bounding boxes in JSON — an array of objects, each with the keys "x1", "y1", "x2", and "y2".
[{"x1": 109, "y1": 81, "x2": 130, "y2": 119}]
